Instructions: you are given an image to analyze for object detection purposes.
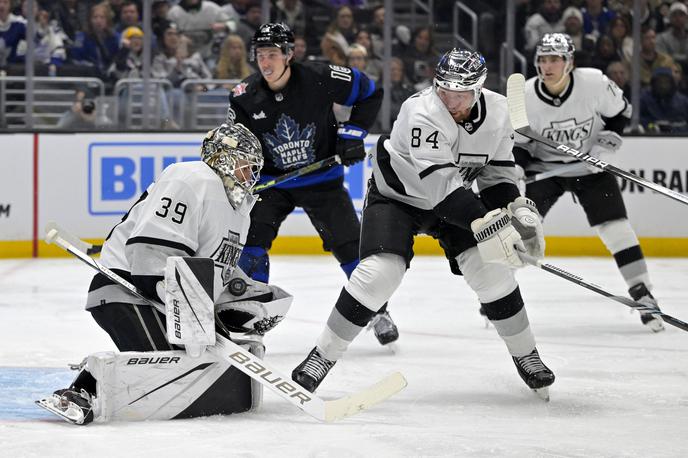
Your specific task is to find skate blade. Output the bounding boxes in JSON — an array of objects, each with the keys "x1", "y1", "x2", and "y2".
[
  {"x1": 533, "y1": 387, "x2": 550, "y2": 402},
  {"x1": 35, "y1": 397, "x2": 84, "y2": 425}
]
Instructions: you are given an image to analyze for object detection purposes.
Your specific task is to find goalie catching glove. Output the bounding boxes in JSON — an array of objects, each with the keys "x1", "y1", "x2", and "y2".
[
  {"x1": 507, "y1": 197, "x2": 545, "y2": 260},
  {"x1": 215, "y1": 268, "x2": 292, "y2": 336},
  {"x1": 471, "y1": 208, "x2": 525, "y2": 268}
]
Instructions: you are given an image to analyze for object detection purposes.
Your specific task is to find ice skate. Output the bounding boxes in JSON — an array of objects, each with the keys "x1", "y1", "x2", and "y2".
[
  {"x1": 629, "y1": 283, "x2": 665, "y2": 333},
  {"x1": 512, "y1": 348, "x2": 555, "y2": 401},
  {"x1": 368, "y1": 310, "x2": 399, "y2": 345},
  {"x1": 35, "y1": 389, "x2": 95, "y2": 425},
  {"x1": 292, "y1": 347, "x2": 336, "y2": 393}
]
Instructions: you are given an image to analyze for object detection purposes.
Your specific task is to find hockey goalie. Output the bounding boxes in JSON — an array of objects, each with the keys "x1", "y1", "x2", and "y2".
[{"x1": 36, "y1": 260, "x2": 292, "y2": 425}]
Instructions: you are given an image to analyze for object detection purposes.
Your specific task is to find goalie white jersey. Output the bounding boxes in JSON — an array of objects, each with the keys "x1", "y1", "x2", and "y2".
[
  {"x1": 516, "y1": 67, "x2": 631, "y2": 176},
  {"x1": 87, "y1": 161, "x2": 254, "y2": 309},
  {"x1": 373, "y1": 86, "x2": 518, "y2": 210}
]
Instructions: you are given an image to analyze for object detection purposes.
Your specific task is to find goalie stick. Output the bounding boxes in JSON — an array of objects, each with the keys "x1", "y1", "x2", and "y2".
[
  {"x1": 517, "y1": 250, "x2": 688, "y2": 332},
  {"x1": 44, "y1": 225, "x2": 407, "y2": 422},
  {"x1": 254, "y1": 155, "x2": 342, "y2": 192},
  {"x1": 506, "y1": 73, "x2": 688, "y2": 207}
]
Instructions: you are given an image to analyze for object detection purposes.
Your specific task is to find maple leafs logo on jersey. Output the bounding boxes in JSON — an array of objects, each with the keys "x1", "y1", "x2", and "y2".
[
  {"x1": 542, "y1": 117, "x2": 594, "y2": 150},
  {"x1": 211, "y1": 230, "x2": 244, "y2": 286},
  {"x1": 262, "y1": 113, "x2": 316, "y2": 169},
  {"x1": 232, "y1": 83, "x2": 248, "y2": 97}
]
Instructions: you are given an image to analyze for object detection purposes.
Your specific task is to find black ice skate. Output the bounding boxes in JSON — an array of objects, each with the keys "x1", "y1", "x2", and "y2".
[
  {"x1": 292, "y1": 347, "x2": 336, "y2": 393},
  {"x1": 512, "y1": 348, "x2": 555, "y2": 401},
  {"x1": 629, "y1": 283, "x2": 665, "y2": 333},
  {"x1": 35, "y1": 388, "x2": 95, "y2": 425},
  {"x1": 368, "y1": 310, "x2": 399, "y2": 345}
]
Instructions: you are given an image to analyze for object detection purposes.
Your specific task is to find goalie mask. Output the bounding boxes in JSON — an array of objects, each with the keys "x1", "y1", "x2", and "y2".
[
  {"x1": 434, "y1": 48, "x2": 487, "y2": 108},
  {"x1": 535, "y1": 33, "x2": 575, "y2": 84},
  {"x1": 201, "y1": 123, "x2": 263, "y2": 209}
]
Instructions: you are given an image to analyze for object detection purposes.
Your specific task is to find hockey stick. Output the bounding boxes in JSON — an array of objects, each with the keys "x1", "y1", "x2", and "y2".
[
  {"x1": 524, "y1": 162, "x2": 588, "y2": 184},
  {"x1": 517, "y1": 250, "x2": 688, "y2": 332},
  {"x1": 44, "y1": 225, "x2": 407, "y2": 422},
  {"x1": 253, "y1": 155, "x2": 342, "y2": 192},
  {"x1": 507, "y1": 73, "x2": 688, "y2": 207}
]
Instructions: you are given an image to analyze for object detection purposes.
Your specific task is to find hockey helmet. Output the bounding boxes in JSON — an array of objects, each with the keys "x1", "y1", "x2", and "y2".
[
  {"x1": 201, "y1": 123, "x2": 264, "y2": 209},
  {"x1": 535, "y1": 33, "x2": 575, "y2": 81},
  {"x1": 250, "y1": 23, "x2": 295, "y2": 61},
  {"x1": 434, "y1": 48, "x2": 487, "y2": 106}
]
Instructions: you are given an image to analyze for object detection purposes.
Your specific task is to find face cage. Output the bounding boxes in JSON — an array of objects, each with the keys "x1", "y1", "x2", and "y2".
[
  {"x1": 210, "y1": 150, "x2": 263, "y2": 208},
  {"x1": 534, "y1": 51, "x2": 574, "y2": 83}
]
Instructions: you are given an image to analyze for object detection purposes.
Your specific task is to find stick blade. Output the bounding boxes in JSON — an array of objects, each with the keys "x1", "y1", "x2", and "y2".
[
  {"x1": 506, "y1": 73, "x2": 529, "y2": 130},
  {"x1": 324, "y1": 372, "x2": 407, "y2": 422}
]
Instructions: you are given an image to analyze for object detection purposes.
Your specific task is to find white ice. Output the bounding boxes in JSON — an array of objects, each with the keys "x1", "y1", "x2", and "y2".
[{"x1": 1, "y1": 255, "x2": 687, "y2": 458}]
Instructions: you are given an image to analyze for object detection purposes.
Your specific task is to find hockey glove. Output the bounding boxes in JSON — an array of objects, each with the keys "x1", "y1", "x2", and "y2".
[
  {"x1": 507, "y1": 197, "x2": 545, "y2": 260},
  {"x1": 336, "y1": 124, "x2": 367, "y2": 166},
  {"x1": 471, "y1": 208, "x2": 525, "y2": 268},
  {"x1": 587, "y1": 130, "x2": 623, "y2": 173}
]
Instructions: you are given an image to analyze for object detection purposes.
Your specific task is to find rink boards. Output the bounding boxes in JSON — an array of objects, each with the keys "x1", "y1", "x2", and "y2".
[{"x1": 1, "y1": 132, "x2": 688, "y2": 258}]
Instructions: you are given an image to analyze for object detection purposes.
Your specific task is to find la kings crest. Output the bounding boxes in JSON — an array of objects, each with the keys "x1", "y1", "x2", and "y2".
[
  {"x1": 542, "y1": 117, "x2": 594, "y2": 150},
  {"x1": 211, "y1": 230, "x2": 244, "y2": 285}
]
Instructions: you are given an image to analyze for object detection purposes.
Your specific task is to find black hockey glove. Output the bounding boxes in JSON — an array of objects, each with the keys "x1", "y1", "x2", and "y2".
[{"x1": 336, "y1": 123, "x2": 367, "y2": 166}]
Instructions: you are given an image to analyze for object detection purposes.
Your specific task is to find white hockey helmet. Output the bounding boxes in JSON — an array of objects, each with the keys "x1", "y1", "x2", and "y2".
[
  {"x1": 534, "y1": 33, "x2": 575, "y2": 81},
  {"x1": 434, "y1": 48, "x2": 488, "y2": 106},
  {"x1": 201, "y1": 123, "x2": 263, "y2": 208}
]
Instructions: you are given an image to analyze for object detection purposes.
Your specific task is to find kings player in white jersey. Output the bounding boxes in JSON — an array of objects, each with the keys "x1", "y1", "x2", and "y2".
[
  {"x1": 515, "y1": 33, "x2": 664, "y2": 332},
  {"x1": 291, "y1": 49, "x2": 556, "y2": 400},
  {"x1": 37, "y1": 124, "x2": 298, "y2": 425}
]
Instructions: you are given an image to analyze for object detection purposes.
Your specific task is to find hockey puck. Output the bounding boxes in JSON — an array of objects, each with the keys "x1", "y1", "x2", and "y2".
[{"x1": 228, "y1": 278, "x2": 247, "y2": 296}]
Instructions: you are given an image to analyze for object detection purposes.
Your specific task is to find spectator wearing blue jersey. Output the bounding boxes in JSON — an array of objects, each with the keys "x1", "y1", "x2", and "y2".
[
  {"x1": 68, "y1": 1, "x2": 119, "y2": 81},
  {"x1": 0, "y1": 0, "x2": 27, "y2": 66},
  {"x1": 581, "y1": 0, "x2": 616, "y2": 40}
]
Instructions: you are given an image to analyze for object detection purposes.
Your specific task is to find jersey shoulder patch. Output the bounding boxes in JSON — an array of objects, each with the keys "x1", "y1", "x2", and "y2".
[{"x1": 232, "y1": 82, "x2": 248, "y2": 97}]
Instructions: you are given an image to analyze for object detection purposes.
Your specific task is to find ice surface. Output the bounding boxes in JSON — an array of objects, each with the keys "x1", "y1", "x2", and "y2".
[{"x1": 1, "y1": 256, "x2": 687, "y2": 457}]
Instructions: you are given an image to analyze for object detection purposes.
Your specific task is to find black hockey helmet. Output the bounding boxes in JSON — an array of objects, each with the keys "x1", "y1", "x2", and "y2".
[{"x1": 250, "y1": 23, "x2": 295, "y2": 61}]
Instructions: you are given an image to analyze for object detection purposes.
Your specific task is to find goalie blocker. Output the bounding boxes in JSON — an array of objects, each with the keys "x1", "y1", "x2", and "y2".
[{"x1": 37, "y1": 257, "x2": 293, "y2": 425}]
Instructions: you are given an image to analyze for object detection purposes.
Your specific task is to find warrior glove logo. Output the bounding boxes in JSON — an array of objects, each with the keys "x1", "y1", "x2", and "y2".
[{"x1": 542, "y1": 117, "x2": 594, "y2": 150}]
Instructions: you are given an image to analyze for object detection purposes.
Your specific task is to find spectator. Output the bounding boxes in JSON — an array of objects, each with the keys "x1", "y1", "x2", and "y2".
[
  {"x1": 235, "y1": 1, "x2": 262, "y2": 52},
  {"x1": 372, "y1": 56, "x2": 415, "y2": 131},
  {"x1": 639, "y1": 26, "x2": 676, "y2": 86},
  {"x1": 523, "y1": 0, "x2": 565, "y2": 52},
  {"x1": 214, "y1": 33, "x2": 252, "y2": 80},
  {"x1": 49, "y1": 0, "x2": 92, "y2": 42},
  {"x1": 108, "y1": 0, "x2": 125, "y2": 23},
  {"x1": 608, "y1": 16, "x2": 634, "y2": 64},
  {"x1": 152, "y1": 21, "x2": 212, "y2": 88},
  {"x1": 606, "y1": 60, "x2": 631, "y2": 98},
  {"x1": 320, "y1": 5, "x2": 358, "y2": 64},
  {"x1": 152, "y1": 0, "x2": 171, "y2": 38},
  {"x1": 590, "y1": 34, "x2": 621, "y2": 71},
  {"x1": 115, "y1": 1, "x2": 140, "y2": 33},
  {"x1": 68, "y1": 1, "x2": 120, "y2": 81},
  {"x1": 320, "y1": 31, "x2": 347, "y2": 65},
  {"x1": 581, "y1": 0, "x2": 616, "y2": 40},
  {"x1": 562, "y1": 6, "x2": 585, "y2": 50},
  {"x1": 21, "y1": 0, "x2": 67, "y2": 69},
  {"x1": 292, "y1": 34, "x2": 307, "y2": 63},
  {"x1": 168, "y1": 0, "x2": 236, "y2": 62},
  {"x1": 656, "y1": 2, "x2": 688, "y2": 66},
  {"x1": 0, "y1": 0, "x2": 26, "y2": 66},
  {"x1": 399, "y1": 26, "x2": 438, "y2": 90},
  {"x1": 328, "y1": 0, "x2": 365, "y2": 7},
  {"x1": 354, "y1": 29, "x2": 382, "y2": 81},
  {"x1": 271, "y1": 0, "x2": 307, "y2": 38},
  {"x1": 671, "y1": 60, "x2": 688, "y2": 94},
  {"x1": 346, "y1": 43, "x2": 367, "y2": 73},
  {"x1": 640, "y1": 66, "x2": 688, "y2": 132},
  {"x1": 56, "y1": 88, "x2": 98, "y2": 129}
]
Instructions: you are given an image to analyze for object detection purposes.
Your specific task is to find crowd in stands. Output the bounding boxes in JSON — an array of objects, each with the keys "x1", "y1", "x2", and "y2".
[{"x1": 1, "y1": 0, "x2": 687, "y2": 132}]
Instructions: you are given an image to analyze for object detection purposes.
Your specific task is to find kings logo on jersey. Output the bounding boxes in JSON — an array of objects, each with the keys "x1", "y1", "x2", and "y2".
[
  {"x1": 542, "y1": 117, "x2": 594, "y2": 150},
  {"x1": 263, "y1": 114, "x2": 316, "y2": 170},
  {"x1": 211, "y1": 230, "x2": 244, "y2": 285}
]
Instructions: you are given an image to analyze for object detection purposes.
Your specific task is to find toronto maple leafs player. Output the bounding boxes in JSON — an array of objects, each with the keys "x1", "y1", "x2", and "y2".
[
  {"x1": 36, "y1": 124, "x2": 296, "y2": 425},
  {"x1": 227, "y1": 23, "x2": 399, "y2": 345},
  {"x1": 292, "y1": 49, "x2": 556, "y2": 400},
  {"x1": 515, "y1": 33, "x2": 664, "y2": 332}
]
